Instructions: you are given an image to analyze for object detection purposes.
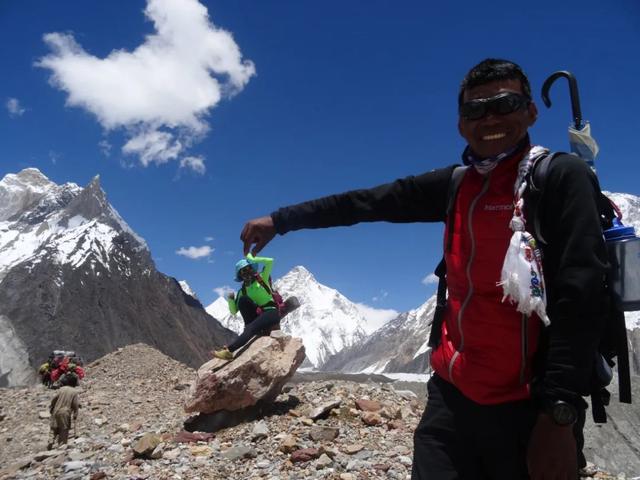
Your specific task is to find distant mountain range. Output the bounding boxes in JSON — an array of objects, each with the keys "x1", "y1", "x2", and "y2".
[{"x1": 0, "y1": 168, "x2": 235, "y2": 387}]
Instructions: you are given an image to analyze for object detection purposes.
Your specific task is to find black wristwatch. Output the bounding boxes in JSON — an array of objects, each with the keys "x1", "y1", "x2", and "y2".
[{"x1": 545, "y1": 400, "x2": 578, "y2": 426}]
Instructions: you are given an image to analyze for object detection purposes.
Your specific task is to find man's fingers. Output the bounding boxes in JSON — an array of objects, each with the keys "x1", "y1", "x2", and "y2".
[
  {"x1": 240, "y1": 216, "x2": 275, "y2": 256},
  {"x1": 252, "y1": 239, "x2": 267, "y2": 256},
  {"x1": 243, "y1": 239, "x2": 252, "y2": 256}
]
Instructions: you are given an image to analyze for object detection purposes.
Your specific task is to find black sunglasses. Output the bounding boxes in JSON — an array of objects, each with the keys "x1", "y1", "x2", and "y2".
[{"x1": 459, "y1": 92, "x2": 530, "y2": 120}]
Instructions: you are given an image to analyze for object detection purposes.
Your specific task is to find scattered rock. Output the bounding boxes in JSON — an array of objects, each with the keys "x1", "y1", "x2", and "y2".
[
  {"x1": 163, "y1": 447, "x2": 182, "y2": 460},
  {"x1": 131, "y1": 432, "x2": 162, "y2": 458},
  {"x1": 355, "y1": 399, "x2": 382, "y2": 412},
  {"x1": 38, "y1": 411, "x2": 51, "y2": 419},
  {"x1": 339, "y1": 474, "x2": 357, "y2": 480},
  {"x1": 343, "y1": 444, "x2": 364, "y2": 455},
  {"x1": 251, "y1": 419, "x2": 269, "y2": 441},
  {"x1": 386, "y1": 419, "x2": 405, "y2": 430},
  {"x1": 190, "y1": 445, "x2": 214, "y2": 457},
  {"x1": 290, "y1": 448, "x2": 321, "y2": 463},
  {"x1": 222, "y1": 444, "x2": 257, "y2": 461},
  {"x1": 361, "y1": 411, "x2": 383, "y2": 426},
  {"x1": 279, "y1": 435, "x2": 299, "y2": 453},
  {"x1": 316, "y1": 453, "x2": 333, "y2": 469},
  {"x1": 308, "y1": 399, "x2": 342, "y2": 420},
  {"x1": 373, "y1": 463, "x2": 391, "y2": 472},
  {"x1": 310, "y1": 425, "x2": 340, "y2": 442},
  {"x1": 116, "y1": 423, "x2": 130, "y2": 432}
]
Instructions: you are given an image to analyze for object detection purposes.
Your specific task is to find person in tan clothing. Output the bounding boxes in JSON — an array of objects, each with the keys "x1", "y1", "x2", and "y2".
[{"x1": 47, "y1": 374, "x2": 80, "y2": 449}]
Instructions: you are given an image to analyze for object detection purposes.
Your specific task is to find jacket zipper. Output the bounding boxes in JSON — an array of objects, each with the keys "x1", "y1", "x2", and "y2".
[
  {"x1": 519, "y1": 313, "x2": 529, "y2": 384},
  {"x1": 447, "y1": 174, "x2": 491, "y2": 382}
]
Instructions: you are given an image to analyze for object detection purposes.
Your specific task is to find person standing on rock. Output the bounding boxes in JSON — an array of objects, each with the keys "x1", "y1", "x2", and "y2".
[
  {"x1": 213, "y1": 253, "x2": 283, "y2": 360},
  {"x1": 47, "y1": 373, "x2": 80, "y2": 449},
  {"x1": 238, "y1": 59, "x2": 607, "y2": 479}
]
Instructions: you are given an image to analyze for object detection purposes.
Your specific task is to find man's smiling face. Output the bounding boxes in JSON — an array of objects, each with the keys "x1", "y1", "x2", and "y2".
[{"x1": 458, "y1": 78, "x2": 538, "y2": 158}]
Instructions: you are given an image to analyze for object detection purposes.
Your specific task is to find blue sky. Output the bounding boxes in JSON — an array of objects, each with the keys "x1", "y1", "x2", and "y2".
[{"x1": 1, "y1": 0, "x2": 639, "y2": 315}]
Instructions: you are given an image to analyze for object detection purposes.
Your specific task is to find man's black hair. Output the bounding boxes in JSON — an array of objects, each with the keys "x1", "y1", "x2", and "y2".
[{"x1": 458, "y1": 59, "x2": 532, "y2": 106}]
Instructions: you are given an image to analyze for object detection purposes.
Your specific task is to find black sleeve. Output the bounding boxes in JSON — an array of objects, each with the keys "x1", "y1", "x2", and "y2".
[
  {"x1": 271, "y1": 165, "x2": 456, "y2": 234},
  {"x1": 535, "y1": 154, "x2": 609, "y2": 407}
]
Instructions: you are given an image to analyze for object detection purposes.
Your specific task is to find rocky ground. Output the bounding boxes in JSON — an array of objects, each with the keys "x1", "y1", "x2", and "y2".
[{"x1": 0, "y1": 344, "x2": 629, "y2": 479}]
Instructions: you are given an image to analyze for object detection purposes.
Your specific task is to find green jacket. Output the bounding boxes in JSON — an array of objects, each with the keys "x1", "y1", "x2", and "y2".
[{"x1": 228, "y1": 254, "x2": 275, "y2": 314}]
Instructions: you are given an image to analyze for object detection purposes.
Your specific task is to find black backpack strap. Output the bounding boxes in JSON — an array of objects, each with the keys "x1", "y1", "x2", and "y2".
[
  {"x1": 527, "y1": 152, "x2": 559, "y2": 245},
  {"x1": 612, "y1": 307, "x2": 632, "y2": 404},
  {"x1": 429, "y1": 166, "x2": 468, "y2": 348},
  {"x1": 428, "y1": 257, "x2": 448, "y2": 348},
  {"x1": 590, "y1": 388, "x2": 610, "y2": 423},
  {"x1": 445, "y1": 166, "x2": 468, "y2": 251}
]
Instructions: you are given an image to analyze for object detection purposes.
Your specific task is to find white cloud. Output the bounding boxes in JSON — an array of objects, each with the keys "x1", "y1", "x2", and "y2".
[
  {"x1": 6, "y1": 97, "x2": 26, "y2": 117},
  {"x1": 355, "y1": 303, "x2": 399, "y2": 334},
  {"x1": 36, "y1": 0, "x2": 255, "y2": 170},
  {"x1": 176, "y1": 245, "x2": 213, "y2": 259},
  {"x1": 422, "y1": 273, "x2": 438, "y2": 285},
  {"x1": 204, "y1": 236, "x2": 214, "y2": 242},
  {"x1": 214, "y1": 285, "x2": 234, "y2": 298},
  {"x1": 180, "y1": 155, "x2": 206, "y2": 175},
  {"x1": 98, "y1": 139, "x2": 112, "y2": 157},
  {"x1": 372, "y1": 290, "x2": 389, "y2": 302},
  {"x1": 49, "y1": 151, "x2": 61, "y2": 165}
]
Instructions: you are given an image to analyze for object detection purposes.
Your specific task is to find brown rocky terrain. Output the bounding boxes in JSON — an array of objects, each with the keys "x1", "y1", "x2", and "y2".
[{"x1": 0, "y1": 344, "x2": 628, "y2": 479}]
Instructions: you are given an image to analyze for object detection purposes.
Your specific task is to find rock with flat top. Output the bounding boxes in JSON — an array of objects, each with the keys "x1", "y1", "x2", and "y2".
[{"x1": 184, "y1": 332, "x2": 305, "y2": 414}]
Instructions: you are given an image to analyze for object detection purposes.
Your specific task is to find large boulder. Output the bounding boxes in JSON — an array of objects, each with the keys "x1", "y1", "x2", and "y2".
[{"x1": 184, "y1": 331, "x2": 305, "y2": 414}]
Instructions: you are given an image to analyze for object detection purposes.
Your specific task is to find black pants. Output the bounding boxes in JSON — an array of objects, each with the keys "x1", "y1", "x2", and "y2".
[
  {"x1": 412, "y1": 375, "x2": 537, "y2": 480},
  {"x1": 227, "y1": 296, "x2": 281, "y2": 352}
]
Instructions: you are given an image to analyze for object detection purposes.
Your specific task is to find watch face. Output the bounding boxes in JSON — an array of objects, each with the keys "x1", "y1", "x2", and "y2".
[{"x1": 553, "y1": 402, "x2": 577, "y2": 426}]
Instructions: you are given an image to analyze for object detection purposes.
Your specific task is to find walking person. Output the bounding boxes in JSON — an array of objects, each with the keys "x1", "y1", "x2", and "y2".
[{"x1": 47, "y1": 373, "x2": 80, "y2": 449}]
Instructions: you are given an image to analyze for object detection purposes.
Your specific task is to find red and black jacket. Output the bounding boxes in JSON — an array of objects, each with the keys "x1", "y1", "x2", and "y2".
[{"x1": 271, "y1": 147, "x2": 607, "y2": 407}]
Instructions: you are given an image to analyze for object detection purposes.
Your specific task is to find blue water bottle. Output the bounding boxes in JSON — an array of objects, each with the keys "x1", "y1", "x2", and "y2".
[{"x1": 604, "y1": 218, "x2": 640, "y2": 311}]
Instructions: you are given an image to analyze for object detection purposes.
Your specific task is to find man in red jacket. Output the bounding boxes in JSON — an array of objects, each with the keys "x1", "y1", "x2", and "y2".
[{"x1": 239, "y1": 59, "x2": 606, "y2": 480}]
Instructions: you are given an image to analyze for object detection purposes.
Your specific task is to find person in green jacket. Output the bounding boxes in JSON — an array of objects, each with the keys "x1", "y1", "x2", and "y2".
[{"x1": 213, "y1": 254, "x2": 282, "y2": 360}]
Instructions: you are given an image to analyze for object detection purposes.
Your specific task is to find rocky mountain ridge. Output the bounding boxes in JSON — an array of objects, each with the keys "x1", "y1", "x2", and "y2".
[{"x1": 0, "y1": 168, "x2": 234, "y2": 387}]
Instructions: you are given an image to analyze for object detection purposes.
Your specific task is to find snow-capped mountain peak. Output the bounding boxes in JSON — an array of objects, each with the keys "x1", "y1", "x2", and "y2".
[
  {"x1": 0, "y1": 168, "x2": 73, "y2": 222},
  {"x1": 179, "y1": 280, "x2": 199, "y2": 300},
  {"x1": 0, "y1": 168, "x2": 148, "y2": 283}
]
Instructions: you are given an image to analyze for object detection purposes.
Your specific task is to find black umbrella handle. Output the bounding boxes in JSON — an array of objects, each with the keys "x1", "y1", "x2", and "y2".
[{"x1": 541, "y1": 71, "x2": 583, "y2": 130}]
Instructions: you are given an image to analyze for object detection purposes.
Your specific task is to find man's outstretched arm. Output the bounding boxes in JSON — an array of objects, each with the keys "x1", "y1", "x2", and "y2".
[{"x1": 241, "y1": 166, "x2": 456, "y2": 255}]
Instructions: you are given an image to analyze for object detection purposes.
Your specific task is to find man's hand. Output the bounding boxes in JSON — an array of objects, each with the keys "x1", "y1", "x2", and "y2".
[
  {"x1": 227, "y1": 292, "x2": 235, "y2": 300},
  {"x1": 241, "y1": 216, "x2": 276, "y2": 256},
  {"x1": 527, "y1": 413, "x2": 578, "y2": 480}
]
